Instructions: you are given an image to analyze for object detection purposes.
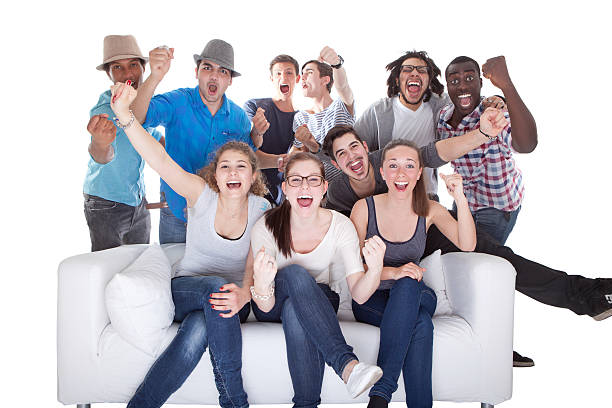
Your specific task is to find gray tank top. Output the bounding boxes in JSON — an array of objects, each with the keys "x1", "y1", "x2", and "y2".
[{"x1": 365, "y1": 196, "x2": 427, "y2": 290}]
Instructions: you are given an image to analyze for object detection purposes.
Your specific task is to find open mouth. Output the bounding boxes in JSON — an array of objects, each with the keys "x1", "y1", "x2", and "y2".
[
  {"x1": 394, "y1": 181, "x2": 409, "y2": 192},
  {"x1": 280, "y1": 83, "x2": 290, "y2": 94},
  {"x1": 226, "y1": 181, "x2": 242, "y2": 189},
  {"x1": 458, "y1": 93, "x2": 472, "y2": 108},
  {"x1": 208, "y1": 83, "x2": 218, "y2": 94},
  {"x1": 297, "y1": 194, "x2": 313, "y2": 207},
  {"x1": 348, "y1": 159, "x2": 364, "y2": 174},
  {"x1": 406, "y1": 80, "x2": 421, "y2": 94}
]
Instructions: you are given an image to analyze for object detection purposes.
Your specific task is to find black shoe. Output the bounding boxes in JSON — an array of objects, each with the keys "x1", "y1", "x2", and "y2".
[
  {"x1": 513, "y1": 350, "x2": 535, "y2": 367},
  {"x1": 367, "y1": 396, "x2": 388, "y2": 408},
  {"x1": 589, "y1": 279, "x2": 612, "y2": 321}
]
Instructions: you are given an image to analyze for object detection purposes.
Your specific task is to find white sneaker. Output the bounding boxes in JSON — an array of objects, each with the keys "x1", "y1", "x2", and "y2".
[{"x1": 346, "y1": 362, "x2": 383, "y2": 398}]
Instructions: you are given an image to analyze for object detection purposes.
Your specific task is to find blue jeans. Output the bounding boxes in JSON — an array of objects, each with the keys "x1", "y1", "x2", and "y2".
[
  {"x1": 128, "y1": 275, "x2": 250, "y2": 408},
  {"x1": 352, "y1": 278, "x2": 437, "y2": 407},
  {"x1": 159, "y1": 205, "x2": 187, "y2": 244},
  {"x1": 472, "y1": 205, "x2": 521, "y2": 245},
  {"x1": 84, "y1": 194, "x2": 151, "y2": 251},
  {"x1": 251, "y1": 265, "x2": 356, "y2": 408}
]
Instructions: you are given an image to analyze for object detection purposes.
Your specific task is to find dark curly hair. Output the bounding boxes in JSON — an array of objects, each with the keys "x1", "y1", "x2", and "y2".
[
  {"x1": 198, "y1": 141, "x2": 268, "y2": 196},
  {"x1": 386, "y1": 50, "x2": 444, "y2": 102}
]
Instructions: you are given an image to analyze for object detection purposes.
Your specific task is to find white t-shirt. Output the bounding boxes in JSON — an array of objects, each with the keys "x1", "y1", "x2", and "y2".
[
  {"x1": 391, "y1": 96, "x2": 438, "y2": 195},
  {"x1": 250, "y1": 210, "x2": 364, "y2": 295},
  {"x1": 173, "y1": 186, "x2": 271, "y2": 285}
]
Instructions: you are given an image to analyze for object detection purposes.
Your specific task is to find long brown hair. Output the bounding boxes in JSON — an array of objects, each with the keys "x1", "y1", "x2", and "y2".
[
  {"x1": 198, "y1": 141, "x2": 268, "y2": 196},
  {"x1": 265, "y1": 152, "x2": 325, "y2": 257},
  {"x1": 381, "y1": 140, "x2": 430, "y2": 216}
]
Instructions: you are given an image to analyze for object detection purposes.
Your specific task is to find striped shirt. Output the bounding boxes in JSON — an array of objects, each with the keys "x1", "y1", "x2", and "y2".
[
  {"x1": 292, "y1": 98, "x2": 355, "y2": 180},
  {"x1": 437, "y1": 99, "x2": 524, "y2": 212}
]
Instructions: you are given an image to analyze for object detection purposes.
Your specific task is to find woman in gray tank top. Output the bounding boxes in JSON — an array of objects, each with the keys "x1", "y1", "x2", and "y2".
[
  {"x1": 349, "y1": 139, "x2": 477, "y2": 408},
  {"x1": 111, "y1": 82, "x2": 269, "y2": 408}
]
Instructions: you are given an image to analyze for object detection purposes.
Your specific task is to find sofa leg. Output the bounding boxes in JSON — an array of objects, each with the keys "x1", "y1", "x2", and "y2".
[
  {"x1": 481, "y1": 404, "x2": 494, "y2": 408},
  {"x1": 76, "y1": 404, "x2": 91, "y2": 408}
]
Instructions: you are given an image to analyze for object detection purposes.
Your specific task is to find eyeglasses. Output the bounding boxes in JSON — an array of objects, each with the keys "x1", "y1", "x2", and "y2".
[
  {"x1": 400, "y1": 65, "x2": 429, "y2": 74},
  {"x1": 285, "y1": 174, "x2": 324, "y2": 187}
]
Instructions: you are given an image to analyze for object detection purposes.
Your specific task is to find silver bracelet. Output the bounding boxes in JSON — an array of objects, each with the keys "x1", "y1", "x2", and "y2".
[
  {"x1": 250, "y1": 284, "x2": 275, "y2": 301},
  {"x1": 113, "y1": 110, "x2": 135, "y2": 130}
]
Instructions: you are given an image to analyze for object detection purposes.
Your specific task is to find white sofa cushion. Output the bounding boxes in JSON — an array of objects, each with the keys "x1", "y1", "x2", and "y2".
[
  {"x1": 421, "y1": 250, "x2": 453, "y2": 315},
  {"x1": 105, "y1": 244, "x2": 174, "y2": 357}
]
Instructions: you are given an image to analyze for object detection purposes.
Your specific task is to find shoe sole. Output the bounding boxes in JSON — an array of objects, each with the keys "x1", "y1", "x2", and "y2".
[
  {"x1": 351, "y1": 369, "x2": 383, "y2": 398},
  {"x1": 592, "y1": 308, "x2": 612, "y2": 321},
  {"x1": 513, "y1": 361, "x2": 535, "y2": 368}
]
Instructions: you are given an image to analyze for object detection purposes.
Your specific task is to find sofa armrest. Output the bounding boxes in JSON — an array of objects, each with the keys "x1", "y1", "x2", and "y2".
[{"x1": 441, "y1": 252, "x2": 516, "y2": 402}]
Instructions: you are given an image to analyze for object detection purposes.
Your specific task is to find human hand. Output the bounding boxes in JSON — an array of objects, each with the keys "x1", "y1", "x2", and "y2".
[
  {"x1": 252, "y1": 107, "x2": 270, "y2": 136},
  {"x1": 482, "y1": 95, "x2": 506, "y2": 111},
  {"x1": 396, "y1": 262, "x2": 426, "y2": 281},
  {"x1": 87, "y1": 114, "x2": 116, "y2": 145},
  {"x1": 440, "y1": 173, "x2": 466, "y2": 202},
  {"x1": 110, "y1": 81, "x2": 137, "y2": 116},
  {"x1": 363, "y1": 235, "x2": 386, "y2": 275},
  {"x1": 277, "y1": 153, "x2": 288, "y2": 173},
  {"x1": 253, "y1": 247, "x2": 277, "y2": 292},
  {"x1": 482, "y1": 56, "x2": 512, "y2": 90},
  {"x1": 319, "y1": 46, "x2": 341, "y2": 66},
  {"x1": 295, "y1": 124, "x2": 316, "y2": 145},
  {"x1": 479, "y1": 107, "x2": 509, "y2": 139},
  {"x1": 209, "y1": 283, "x2": 250, "y2": 318},
  {"x1": 149, "y1": 46, "x2": 174, "y2": 81}
]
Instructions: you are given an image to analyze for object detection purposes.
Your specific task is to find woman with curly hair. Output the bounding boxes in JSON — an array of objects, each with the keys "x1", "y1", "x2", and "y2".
[{"x1": 110, "y1": 81, "x2": 270, "y2": 408}]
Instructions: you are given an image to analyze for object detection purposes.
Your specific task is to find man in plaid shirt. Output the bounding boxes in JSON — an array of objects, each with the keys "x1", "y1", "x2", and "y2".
[{"x1": 438, "y1": 56, "x2": 538, "y2": 245}]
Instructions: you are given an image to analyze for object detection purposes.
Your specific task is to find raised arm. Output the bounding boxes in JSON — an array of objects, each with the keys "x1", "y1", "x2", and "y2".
[
  {"x1": 429, "y1": 173, "x2": 476, "y2": 251},
  {"x1": 319, "y1": 46, "x2": 354, "y2": 115},
  {"x1": 131, "y1": 47, "x2": 174, "y2": 123},
  {"x1": 482, "y1": 56, "x2": 537, "y2": 153},
  {"x1": 433, "y1": 107, "x2": 509, "y2": 162},
  {"x1": 86, "y1": 114, "x2": 116, "y2": 164},
  {"x1": 110, "y1": 81, "x2": 204, "y2": 207}
]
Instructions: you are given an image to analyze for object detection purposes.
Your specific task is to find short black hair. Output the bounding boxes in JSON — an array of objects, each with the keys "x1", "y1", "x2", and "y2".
[
  {"x1": 302, "y1": 60, "x2": 334, "y2": 93},
  {"x1": 322, "y1": 125, "x2": 364, "y2": 160},
  {"x1": 445, "y1": 56, "x2": 481, "y2": 78},
  {"x1": 385, "y1": 50, "x2": 444, "y2": 102},
  {"x1": 269, "y1": 54, "x2": 299, "y2": 75}
]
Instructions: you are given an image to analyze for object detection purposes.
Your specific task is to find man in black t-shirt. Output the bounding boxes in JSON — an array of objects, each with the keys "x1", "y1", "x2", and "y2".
[{"x1": 244, "y1": 54, "x2": 301, "y2": 205}]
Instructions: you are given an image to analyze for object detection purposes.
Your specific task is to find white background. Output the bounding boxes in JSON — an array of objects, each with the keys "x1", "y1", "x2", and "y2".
[{"x1": 2, "y1": 0, "x2": 611, "y2": 407}]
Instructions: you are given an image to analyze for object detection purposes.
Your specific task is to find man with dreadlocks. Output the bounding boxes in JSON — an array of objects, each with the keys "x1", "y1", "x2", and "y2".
[{"x1": 354, "y1": 51, "x2": 450, "y2": 199}]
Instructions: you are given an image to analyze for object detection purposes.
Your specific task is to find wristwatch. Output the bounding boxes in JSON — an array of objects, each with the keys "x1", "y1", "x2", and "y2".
[{"x1": 331, "y1": 55, "x2": 344, "y2": 69}]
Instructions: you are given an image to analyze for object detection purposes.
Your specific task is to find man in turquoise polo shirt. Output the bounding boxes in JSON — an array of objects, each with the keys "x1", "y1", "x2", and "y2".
[
  {"x1": 83, "y1": 35, "x2": 163, "y2": 252},
  {"x1": 132, "y1": 39, "x2": 254, "y2": 244}
]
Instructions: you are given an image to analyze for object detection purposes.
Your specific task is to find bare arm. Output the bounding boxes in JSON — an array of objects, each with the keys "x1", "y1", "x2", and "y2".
[
  {"x1": 255, "y1": 149, "x2": 287, "y2": 170},
  {"x1": 250, "y1": 247, "x2": 278, "y2": 313},
  {"x1": 111, "y1": 82, "x2": 205, "y2": 207},
  {"x1": 87, "y1": 114, "x2": 116, "y2": 164},
  {"x1": 482, "y1": 56, "x2": 537, "y2": 153},
  {"x1": 319, "y1": 46, "x2": 354, "y2": 115},
  {"x1": 131, "y1": 47, "x2": 174, "y2": 123}
]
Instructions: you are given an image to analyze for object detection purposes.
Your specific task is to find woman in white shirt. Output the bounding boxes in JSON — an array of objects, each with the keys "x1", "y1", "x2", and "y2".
[
  {"x1": 110, "y1": 82, "x2": 269, "y2": 408},
  {"x1": 249, "y1": 152, "x2": 387, "y2": 407}
]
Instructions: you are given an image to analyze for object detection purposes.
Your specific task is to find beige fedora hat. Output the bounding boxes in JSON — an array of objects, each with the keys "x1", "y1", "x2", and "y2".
[{"x1": 96, "y1": 35, "x2": 148, "y2": 71}]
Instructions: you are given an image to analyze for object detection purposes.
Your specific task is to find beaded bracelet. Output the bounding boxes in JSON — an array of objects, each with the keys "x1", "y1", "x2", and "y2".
[
  {"x1": 113, "y1": 110, "x2": 135, "y2": 130},
  {"x1": 250, "y1": 284, "x2": 275, "y2": 301},
  {"x1": 479, "y1": 127, "x2": 496, "y2": 141}
]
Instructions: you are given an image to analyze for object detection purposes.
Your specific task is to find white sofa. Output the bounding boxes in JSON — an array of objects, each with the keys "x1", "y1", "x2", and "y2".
[{"x1": 57, "y1": 244, "x2": 516, "y2": 408}]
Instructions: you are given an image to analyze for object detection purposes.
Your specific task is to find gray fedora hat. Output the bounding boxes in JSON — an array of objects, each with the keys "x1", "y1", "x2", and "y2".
[
  {"x1": 96, "y1": 35, "x2": 148, "y2": 71},
  {"x1": 193, "y1": 39, "x2": 240, "y2": 77}
]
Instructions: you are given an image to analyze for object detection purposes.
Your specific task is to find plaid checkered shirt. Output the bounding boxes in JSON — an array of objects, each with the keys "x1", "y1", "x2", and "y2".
[{"x1": 437, "y1": 99, "x2": 524, "y2": 212}]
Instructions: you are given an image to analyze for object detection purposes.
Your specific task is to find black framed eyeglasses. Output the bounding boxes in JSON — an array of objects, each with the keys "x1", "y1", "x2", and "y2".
[
  {"x1": 400, "y1": 64, "x2": 429, "y2": 74},
  {"x1": 285, "y1": 174, "x2": 324, "y2": 187}
]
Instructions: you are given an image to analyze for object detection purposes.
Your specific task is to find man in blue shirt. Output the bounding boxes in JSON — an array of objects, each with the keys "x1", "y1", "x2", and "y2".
[
  {"x1": 132, "y1": 39, "x2": 253, "y2": 244},
  {"x1": 83, "y1": 35, "x2": 163, "y2": 251}
]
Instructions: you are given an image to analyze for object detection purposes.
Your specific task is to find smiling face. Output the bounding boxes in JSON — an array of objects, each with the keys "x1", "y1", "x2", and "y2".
[
  {"x1": 282, "y1": 158, "x2": 328, "y2": 216},
  {"x1": 214, "y1": 149, "x2": 256, "y2": 198},
  {"x1": 331, "y1": 132, "x2": 370, "y2": 181},
  {"x1": 106, "y1": 58, "x2": 145, "y2": 89},
  {"x1": 301, "y1": 62, "x2": 329, "y2": 98},
  {"x1": 380, "y1": 145, "x2": 423, "y2": 196},
  {"x1": 445, "y1": 61, "x2": 483, "y2": 117},
  {"x1": 397, "y1": 57, "x2": 430, "y2": 109},
  {"x1": 271, "y1": 62, "x2": 300, "y2": 101},
  {"x1": 196, "y1": 59, "x2": 233, "y2": 107}
]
